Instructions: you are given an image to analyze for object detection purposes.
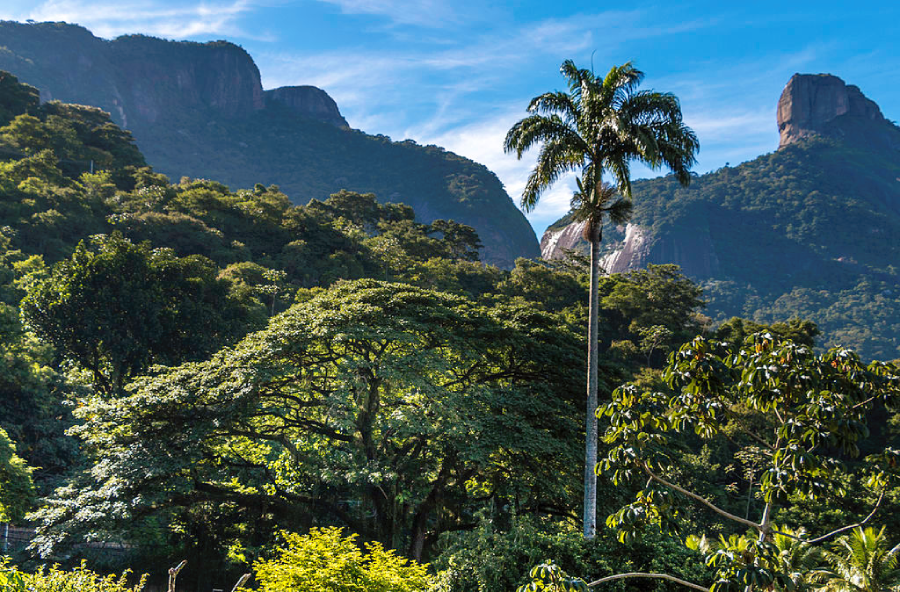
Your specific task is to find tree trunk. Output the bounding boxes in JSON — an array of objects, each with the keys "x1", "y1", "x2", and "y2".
[{"x1": 584, "y1": 223, "x2": 602, "y2": 539}]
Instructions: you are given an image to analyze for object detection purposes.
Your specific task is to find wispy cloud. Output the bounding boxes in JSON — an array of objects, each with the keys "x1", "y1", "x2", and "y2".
[
  {"x1": 313, "y1": 0, "x2": 459, "y2": 28},
  {"x1": 0, "y1": 0, "x2": 265, "y2": 40},
  {"x1": 6, "y1": 0, "x2": 882, "y2": 236}
]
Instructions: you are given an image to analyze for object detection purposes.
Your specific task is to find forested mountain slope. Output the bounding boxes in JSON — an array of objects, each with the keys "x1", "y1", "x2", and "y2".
[
  {"x1": 542, "y1": 74, "x2": 900, "y2": 359},
  {"x1": 0, "y1": 21, "x2": 538, "y2": 267}
]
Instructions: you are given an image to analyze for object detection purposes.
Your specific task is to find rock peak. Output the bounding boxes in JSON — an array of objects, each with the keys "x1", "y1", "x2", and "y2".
[
  {"x1": 264, "y1": 86, "x2": 348, "y2": 128},
  {"x1": 777, "y1": 73, "x2": 887, "y2": 148}
]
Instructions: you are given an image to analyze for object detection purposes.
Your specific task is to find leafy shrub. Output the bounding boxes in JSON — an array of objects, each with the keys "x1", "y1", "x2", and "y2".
[
  {"x1": 431, "y1": 516, "x2": 709, "y2": 592},
  {"x1": 0, "y1": 560, "x2": 145, "y2": 592},
  {"x1": 254, "y1": 527, "x2": 433, "y2": 592}
]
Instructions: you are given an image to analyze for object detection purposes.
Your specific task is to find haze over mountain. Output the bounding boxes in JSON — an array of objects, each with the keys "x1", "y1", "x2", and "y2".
[
  {"x1": 542, "y1": 73, "x2": 900, "y2": 359},
  {"x1": 0, "y1": 21, "x2": 539, "y2": 267}
]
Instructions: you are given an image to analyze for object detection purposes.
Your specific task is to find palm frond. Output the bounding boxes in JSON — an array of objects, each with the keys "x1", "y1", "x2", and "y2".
[
  {"x1": 503, "y1": 114, "x2": 587, "y2": 158},
  {"x1": 606, "y1": 198, "x2": 633, "y2": 226},
  {"x1": 520, "y1": 138, "x2": 582, "y2": 211},
  {"x1": 528, "y1": 91, "x2": 579, "y2": 123}
]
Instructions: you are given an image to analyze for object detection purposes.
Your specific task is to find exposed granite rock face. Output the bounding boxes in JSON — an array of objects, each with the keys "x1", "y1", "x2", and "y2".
[
  {"x1": 540, "y1": 221, "x2": 587, "y2": 259},
  {"x1": 265, "y1": 86, "x2": 348, "y2": 128},
  {"x1": 0, "y1": 22, "x2": 341, "y2": 128},
  {"x1": 542, "y1": 73, "x2": 900, "y2": 279},
  {"x1": 777, "y1": 74, "x2": 887, "y2": 148},
  {"x1": 599, "y1": 224, "x2": 650, "y2": 274},
  {"x1": 111, "y1": 36, "x2": 265, "y2": 124},
  {"x1": 542, "y1": 220, "x2": 721, "y2": 278}
]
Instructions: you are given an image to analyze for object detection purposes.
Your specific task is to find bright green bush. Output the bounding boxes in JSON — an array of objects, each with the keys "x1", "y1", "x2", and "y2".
[
  {"x1": 254, "y1": 527, "x2": 433, "y2": 592},
  {"x1": 0, "y1": 561, "x2": 145, "y2": 592}
]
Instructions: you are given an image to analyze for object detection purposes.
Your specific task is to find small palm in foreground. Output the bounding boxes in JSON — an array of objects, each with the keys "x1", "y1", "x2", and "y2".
[
  {"x1": 771, "y1": 528, "x2": 826, "y2": 591},
  {"x1": 816, "y1": 527, "x2": 900, "y2": 592},
  {"x1": 504, "y1": 60, "x2": 698, "y2": 538}
]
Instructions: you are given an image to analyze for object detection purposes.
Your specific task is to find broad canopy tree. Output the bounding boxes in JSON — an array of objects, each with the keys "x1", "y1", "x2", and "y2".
[
  {"x1": 504, "y1": 60, "x2": 699, "y2": 538},
  {"x1": 31, "y1": 280, "x2": 584, "y2": 563}
]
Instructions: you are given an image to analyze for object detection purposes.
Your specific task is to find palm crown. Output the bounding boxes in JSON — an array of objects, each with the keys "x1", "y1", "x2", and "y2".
[
  {"x1": 818, "y1": 527, "x2": 900, "y2": 592},
  {"x1": 503, "y1": 59, "x2": 698, "y2": 220}
]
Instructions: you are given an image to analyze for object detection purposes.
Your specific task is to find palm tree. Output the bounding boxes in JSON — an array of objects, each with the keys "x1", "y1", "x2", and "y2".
[
  {"x1": 504, "y1": 60, "x2": 698, "y2": 538},
  {"x1": 771, "y1": 527, "x2": 826, "y2": 591},
  {"x1": 815, "y1": 527, "x2": 900, "y2": 592}
]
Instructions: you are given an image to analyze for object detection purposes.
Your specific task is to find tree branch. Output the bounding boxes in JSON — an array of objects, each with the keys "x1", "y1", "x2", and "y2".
[
  {"x1": 588, "y1": 572, "x2": 707, "y2": 591},
  {"x1": 804, "y1": 489, "x2": 886, "y2": 545},
  {"x1": 851, "y1": 395, "x2": 879, "y2": 410},
  {"x1": 642, "y1": 462, "x2": 761, "y2": 531},
  {"x1": 768, "y1": 489, "x2": 886, "y2": 545}
]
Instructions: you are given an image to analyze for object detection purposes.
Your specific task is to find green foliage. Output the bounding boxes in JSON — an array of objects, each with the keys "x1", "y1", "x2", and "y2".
[
  {"x1": 20, "y1": 232, "x2": 257, "y2": 394},
  {"x1": 713, "y1": 317, "x2": 820, "y2": 349},
  {"x1": 599, "y1": 264, "x2": 706, "y2": 364},
  {"x1": 0, "y1": 71, "x2": 39, "y2": 127},
  {"x1": 137, "y1": 107, "x2": 536, "y2": 267},
  {"x1": 30, "y1": 280, "x2": 584, "y2": 564},
  {"x1": 503, "y1": 60, "x2": 697, "y2": 211},
  {"x1": 517, "y1": 562, "x2": 588, "y2": 592},
  {"x1": 0, "y1": 426, "x2": 35, "y2": 521},
  {"x1": 254, "y1": 527, "x2": 433, "y2": 592},
  {"x1": 549, "y1": 134, "x2": 900, "y2": 360},
  {"x1": 0, "y1": 560, "x2": 145, "y2": 592},
  {"x1": 0, "y1": 300, "x2": 78, "y2": 485},
  {"x1": 0, "y1": 17, "x2": 539, "y2": 267},
  {"x1": 596, "y1": 332, "x2": 900, "y2": 591},
  {"x1": 0, "y1": 90, "x2": 144, "y2": 179},
  {"x1": 817, "y1": 527, "x2": 900, "y2": 592},
  {"x1": 433, "y1": 516, "x2": 709, "y2": 592}
]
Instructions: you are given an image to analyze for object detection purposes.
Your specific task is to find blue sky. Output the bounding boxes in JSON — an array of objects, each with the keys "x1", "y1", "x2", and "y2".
[{"x1": 2, "y1": 1, "x2": 898, "y2": 234}]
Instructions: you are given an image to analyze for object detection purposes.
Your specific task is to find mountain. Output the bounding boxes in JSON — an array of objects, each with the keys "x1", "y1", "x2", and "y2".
[
  {"x1": 0, "y1": 21, "x2": 538, "y2": 267},
  {"x1": 542, "y1": 73, "x2": 900, "y2": 359}
]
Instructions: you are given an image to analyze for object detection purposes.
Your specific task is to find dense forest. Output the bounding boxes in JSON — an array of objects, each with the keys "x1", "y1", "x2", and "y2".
[{"x1": 0, "y1": 70, "x2": 897, "y2": 592}]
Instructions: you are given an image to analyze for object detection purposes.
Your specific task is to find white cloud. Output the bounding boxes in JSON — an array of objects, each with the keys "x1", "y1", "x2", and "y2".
[
  {"x1": 0, "y1": 1, "x2": 828, "y2": 235},
  {"x1": 1, "y1": 0, "x2": 264, "y2": 40},
  {"x1": 252, "y1": 7, "x2": 738, "y2": 234}
]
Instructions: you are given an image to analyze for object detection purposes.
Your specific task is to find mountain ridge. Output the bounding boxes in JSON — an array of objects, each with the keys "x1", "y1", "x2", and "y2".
[
  {"x1": 0, "y1": 21, "x2": 538, "y2": 267},
  {"x1": 540, "y1": 73, "x2": 900, "y2": 358}
]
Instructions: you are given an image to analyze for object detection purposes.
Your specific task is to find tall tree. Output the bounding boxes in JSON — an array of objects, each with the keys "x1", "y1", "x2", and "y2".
[
  {"x1": 504, "y1": 60, "x2": 699, "y2": 538},
  {"x1": 20, "y1": 233, "x2": 258, "y2": 395}
]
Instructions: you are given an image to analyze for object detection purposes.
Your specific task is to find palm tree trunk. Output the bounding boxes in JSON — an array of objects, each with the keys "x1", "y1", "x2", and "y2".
[{"x1": 584, "y1": 223, "x2": 602, "y2": 539}]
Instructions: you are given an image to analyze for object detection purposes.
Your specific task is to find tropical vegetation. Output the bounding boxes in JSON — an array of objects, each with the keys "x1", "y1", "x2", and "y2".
[{"x1": 0, "y1": 61, "x2": 896, "y2": 592}]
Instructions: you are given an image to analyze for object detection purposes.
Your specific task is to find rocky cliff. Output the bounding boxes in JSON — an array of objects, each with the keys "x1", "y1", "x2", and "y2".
[
  {"x1": 265, "y1": 86, "x2": 348, "y2": 127},
  {"x1": 0, "y1": 23, "x2": 269, "y2": 126},
  {"x1": 539, "y1": 73, "x2": 900, "y2": 358},
  {"x1": 0, "y1": 21, "x2": 538, "y2": 267},
  {"x1": 777, "y1": 73, "x2": 893, "y2": 148}
]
